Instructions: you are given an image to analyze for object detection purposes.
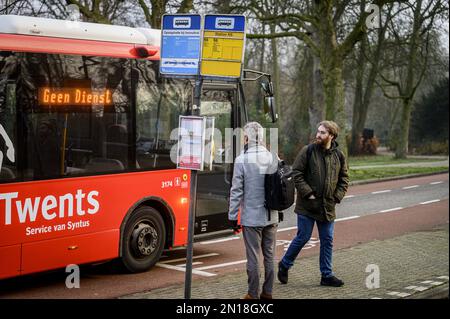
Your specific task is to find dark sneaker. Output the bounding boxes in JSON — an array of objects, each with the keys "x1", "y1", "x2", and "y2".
[
  {"x1": 320, "y1": 276, "x2": 344, "y2": 287},
  {"x1": 277, "y1": 261, "x2": 288, "y2": 284}
]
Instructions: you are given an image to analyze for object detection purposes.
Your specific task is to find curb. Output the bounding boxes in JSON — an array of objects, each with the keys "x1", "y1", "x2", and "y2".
[
  {"x1": 406, "y1": 283, "x2": 449, "y2": 299},
  {"x1": 349, "y1": 170, "x2": 449, "y2": 186}
]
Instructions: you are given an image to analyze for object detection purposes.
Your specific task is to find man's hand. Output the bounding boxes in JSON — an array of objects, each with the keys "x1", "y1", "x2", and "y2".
[{"x1": 229, "y1": 219, "x2": 242, "y2": 233}]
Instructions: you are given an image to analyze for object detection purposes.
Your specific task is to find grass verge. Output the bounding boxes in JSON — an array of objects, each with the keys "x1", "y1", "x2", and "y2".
[
  {"x1": 349, "y1": 155, "x2": 446, "y2": 167},
  {"x1": 349, "y1": 166, "x2": 448, "y2": 181}
]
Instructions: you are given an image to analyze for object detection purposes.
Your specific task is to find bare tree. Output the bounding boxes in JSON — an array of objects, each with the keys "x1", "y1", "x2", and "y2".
[
  {"x1": 376, "y1": 0, "x2": 448, "y2": 158},
  {"x1": 245, "y1": 0, "x2": 391, "y2": 155},
  {"x1": 349, "y1": 2, "x2": 395, "y2": 155}
]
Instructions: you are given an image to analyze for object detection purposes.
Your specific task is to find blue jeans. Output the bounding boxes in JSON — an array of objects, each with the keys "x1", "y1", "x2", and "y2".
[{"x1": 280, "y1": 214, "x2": 335, "y2": 278}]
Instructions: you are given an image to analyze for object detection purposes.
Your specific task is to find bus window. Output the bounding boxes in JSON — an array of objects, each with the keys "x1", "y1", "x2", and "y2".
[
  {"x1": 0, "y1": 52, "x2": 19, "y2": 182},
  {"x1": 12, "y1": 52, "x2": 134, "y2": 181},
  {"x1": 134, "y1": 59, "x2": 193, "y2": 170},
  {"x1": 195, "y1": 88, "x2": 236, "y2": 234}
]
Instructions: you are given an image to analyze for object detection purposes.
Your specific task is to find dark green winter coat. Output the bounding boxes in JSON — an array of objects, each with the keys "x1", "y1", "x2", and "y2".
[{"x1": 292, "y1": 141, "x2": 349, "y2": 222}]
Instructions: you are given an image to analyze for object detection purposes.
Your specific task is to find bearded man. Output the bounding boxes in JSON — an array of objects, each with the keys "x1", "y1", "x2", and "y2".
[{"x1": 277, "y1": 120, "x2": 349, "y2": 287}]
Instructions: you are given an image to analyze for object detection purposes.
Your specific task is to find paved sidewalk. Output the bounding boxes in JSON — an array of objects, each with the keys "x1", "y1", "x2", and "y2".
[{"x1": 122, "y1": 225, "x2": 449, "y2": 299}]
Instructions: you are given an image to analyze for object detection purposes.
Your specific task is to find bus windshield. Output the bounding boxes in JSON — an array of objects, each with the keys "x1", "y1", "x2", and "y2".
[{"x1": 0, "y1": 52, "x2": 193, "y2": 183}]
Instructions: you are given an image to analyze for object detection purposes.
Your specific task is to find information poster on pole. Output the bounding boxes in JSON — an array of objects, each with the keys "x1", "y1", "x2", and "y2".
[
  {"x1": 177, "y1": 116, "x2": 205, "y2": 171},
  {"x1": 160, "y1": 14, "x2": 202, "y2": 76},
  {"x1": 201, "y1": 15, "x2": 246, "y2": 78}
]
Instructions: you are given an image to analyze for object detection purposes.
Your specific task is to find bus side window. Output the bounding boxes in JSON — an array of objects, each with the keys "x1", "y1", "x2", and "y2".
[
  {"x1": 31, "y1": 118, "x2": 61, "y2": 179},
  {"x1": 105, "y1": 124, "x2": 128, "y2": 168},
  {"x1": 0, "y1": 54, "x2": 19, "y2": 183},
  {"x1": 134, "y1": 59, "x2": 193, "y2": 170}
]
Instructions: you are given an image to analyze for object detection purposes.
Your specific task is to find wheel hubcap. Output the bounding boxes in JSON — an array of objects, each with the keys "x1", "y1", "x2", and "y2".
[{"x1": 131, "y1": 223, "x2": 158, "y2": 257}]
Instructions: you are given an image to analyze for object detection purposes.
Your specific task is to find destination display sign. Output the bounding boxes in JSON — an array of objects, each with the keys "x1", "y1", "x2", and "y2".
[
  {"x1": 201, "y1": 15, "x2": 246, "y2": 78},
  {"x1": 160, "y1": 14, "x2": 202, "y2": 76},
  {"x1": 38, "y1": 88, "x2": 112, "y2": 106}
]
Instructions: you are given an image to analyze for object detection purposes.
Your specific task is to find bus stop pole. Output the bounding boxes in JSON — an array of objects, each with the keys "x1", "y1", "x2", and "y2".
[{"x1": 184, "y1": 77, "x2": 202, "y2": 299}]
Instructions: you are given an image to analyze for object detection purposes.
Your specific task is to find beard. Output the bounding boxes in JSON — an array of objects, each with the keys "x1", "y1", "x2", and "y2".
[{"x1": 315, "y1": 136, "x2": 332, "y2": 147}]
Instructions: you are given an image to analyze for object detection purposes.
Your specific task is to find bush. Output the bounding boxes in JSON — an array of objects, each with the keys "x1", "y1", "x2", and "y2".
[
  {"x1": 410, "y1": 141, "x2": 449, "y2": 155},
  {"x1": 351, "y1": 133, "x2": 380, "y2": 155}
]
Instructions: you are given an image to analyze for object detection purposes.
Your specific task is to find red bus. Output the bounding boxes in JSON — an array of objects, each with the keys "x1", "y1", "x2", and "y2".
[{"x1": 0, "y1": 15, "x2": 275, "y2": 280}]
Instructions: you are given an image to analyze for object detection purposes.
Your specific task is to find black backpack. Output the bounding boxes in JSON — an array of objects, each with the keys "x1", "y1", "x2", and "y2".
[{"x1": 264, "y1": 159, "x2": 295, "y2": 211}]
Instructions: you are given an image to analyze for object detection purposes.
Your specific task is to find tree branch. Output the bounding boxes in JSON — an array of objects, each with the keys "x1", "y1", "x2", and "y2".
[
  {"x1": 177, "y1": 0, "x2": 193, "y2": 13},
  {"x1": 337, "y1": 11, "x2": 368, "y2": 58},
  {"x1": 375, "y1": 79, "x2": 407, "y2": 100},
  {"x1": 138, "y1": 0, "x2": 152, "y2": 26}
]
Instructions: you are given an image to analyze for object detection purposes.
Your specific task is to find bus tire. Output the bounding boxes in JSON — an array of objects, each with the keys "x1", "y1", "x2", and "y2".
[{"x1": 120, "y1": 206, "x2": 166, "y2": 273}]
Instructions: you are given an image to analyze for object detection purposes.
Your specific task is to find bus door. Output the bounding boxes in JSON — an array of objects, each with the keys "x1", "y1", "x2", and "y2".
[{"x1": 195, "y1": 83, "x2": 240, "y2": 235}]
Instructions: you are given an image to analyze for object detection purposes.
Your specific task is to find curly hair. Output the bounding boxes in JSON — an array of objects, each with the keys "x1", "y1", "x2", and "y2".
[{"x1": 318, "y1": 120, "x2": 339, "y2": 140}]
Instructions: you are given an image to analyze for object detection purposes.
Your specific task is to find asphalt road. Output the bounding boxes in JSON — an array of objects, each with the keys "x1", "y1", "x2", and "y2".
[
  {"x1": 277, "y1": 173, "x2": 449, "y2": 230},
  {"x1": 0, "y1": 173, "x2": 448, "y2": 299}
]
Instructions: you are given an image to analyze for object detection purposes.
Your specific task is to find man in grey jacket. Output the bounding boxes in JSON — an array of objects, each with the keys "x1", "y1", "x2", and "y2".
[{"x1": 228, "y1": 122, "x2": 278, "y2": 300}]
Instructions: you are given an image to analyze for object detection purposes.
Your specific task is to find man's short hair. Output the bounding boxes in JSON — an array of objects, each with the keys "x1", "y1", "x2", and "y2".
[
  {"x1": 318, "y1": 120, "x2": 339, "y2": 140},
  {"x1": 243, "y1": 121, "x2": 264, "y2": 144}
]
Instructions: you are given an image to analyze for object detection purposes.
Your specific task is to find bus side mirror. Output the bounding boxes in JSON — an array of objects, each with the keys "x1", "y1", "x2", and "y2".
[
  {"x1": 261, "y1": 81, "x2": 273, "y2": 96},
  {"x1": 261, "y1": 82, "x2": 277, "y2": 123},
  {"x1": 264, "y1": 96, "x2": 278, "y2": 123}
]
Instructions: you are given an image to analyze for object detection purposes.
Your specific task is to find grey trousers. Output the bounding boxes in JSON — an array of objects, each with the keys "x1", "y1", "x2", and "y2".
[{"x1": 242, "y1": 224, "x2": 277, "y2": 298}]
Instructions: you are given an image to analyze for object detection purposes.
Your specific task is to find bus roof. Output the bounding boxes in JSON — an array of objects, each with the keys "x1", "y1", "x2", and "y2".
[{"x1": 0, "y1": 15, "x2": 160, "y2": 46}]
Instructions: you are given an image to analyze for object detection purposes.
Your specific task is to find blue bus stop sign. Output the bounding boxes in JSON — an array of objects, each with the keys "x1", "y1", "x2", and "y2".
[{"x1": 160, "y1": 14, "x2": 201, "y2": 76}]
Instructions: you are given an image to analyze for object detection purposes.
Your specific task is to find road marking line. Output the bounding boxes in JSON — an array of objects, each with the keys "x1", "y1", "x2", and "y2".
[
  {"x1": 335, "y1": 216, "x2": 360, "y2": 222},
  {"x1": 344, "y1": 195, "x2": 355, "y2": 199},
  {"x1": 430, "y1": 281, "x2": 444, "y2": 285},
  {"x1": 371, "y1": 297, "x2": 383, "y2": 299},
  {"x1": 164, "y1": 246, "x2": 186, "y2": 252},
  {"x1": 278, "y1": 216, "x2": 360, "y2": 233},
  {"x1": 195, "y1": 259, "x2": 247, "y2": 271},
  {"x1": 379, "y1": 207, "x2": 403, "y2": 213},
  {"x1": 159, "y1": 253, "x2": 219, "y2": 264},
  {"x1": 387, "y1": 292, "x2": 401, "y2": 296},
  {"x1": 199, "y1": 236, "x2": 240, "y2": 245},
  {"x1": 372, "y1": 190, "x2": 392, "y2": 194},
  {"x1": 277, "y1": 226, "x2": 297, "y2": 232},
  {"x1": 420, "y1": 199, "x2": 440, "y2": 205},
  {"x1": 437, "y1": 276, "x2": 449, "y2": 280},
  {"x1": 156, "y1": 263, "x2": 216, "y2": 277},
  {"x1": 405, "y1": 286, "x2": 428, "y2": 291},
  {"x1": 387, "y1": 291, "x2": 411, "y2": 297},
  {"x1": 430, "y1": 181, "x2": 443, "y2": 185},
  {"x1": 176, "y1": 261, "x2": 203, "y2": 267},
  {"x1": 402, "y1": 185, "x2": 419, "y2": 189},
  {"x1": 421, "y1": 281, "x2": 444, "y2": 286}
]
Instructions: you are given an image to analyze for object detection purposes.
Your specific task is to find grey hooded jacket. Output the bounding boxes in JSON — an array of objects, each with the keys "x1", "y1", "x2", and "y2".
[{"x1": 228, "y1": 144, "x2": 278, "y2": 227}]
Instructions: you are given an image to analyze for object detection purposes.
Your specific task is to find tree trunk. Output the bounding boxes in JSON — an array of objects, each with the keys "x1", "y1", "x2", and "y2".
[
  {"x1": 150, "y1": 0, "x2": 166, "y2": 28},
  {"x1": 270, "y1": 23, "x2": 281, "y2": 122},
  {"x1": 256, "y1": 28, "x2": 266, "y2": 111},
  {"x1": 350, "y1": 39, "x2": 365, "y2": 155},
  {"x1": 395, "y1": 0, "x2": 422, "y2": 159},
  {"x1": 322, "y1": 59, "x2": 348, "y2": 155},
  {"x1": 350, "y1": 4, "x2": 390, "y2": 155},
  {"x1": 309, "y1": 53, "x2": 324, "y2": 137},
  {"x1": 395, "y1": 98, "x2": 412, "y2": 158}
]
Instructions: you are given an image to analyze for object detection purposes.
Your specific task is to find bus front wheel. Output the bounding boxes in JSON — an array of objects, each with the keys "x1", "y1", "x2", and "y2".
[{"x1": 120, "y1": 206, "x2": 166, "y2": 273}]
